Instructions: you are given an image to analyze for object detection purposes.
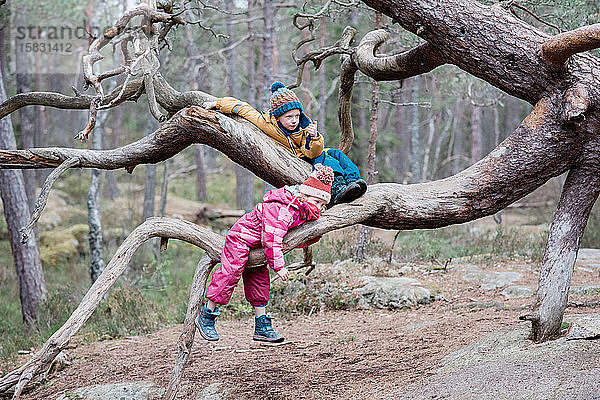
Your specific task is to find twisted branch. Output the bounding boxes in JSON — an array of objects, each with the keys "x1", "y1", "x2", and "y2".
[{"x1": 352, "y1": 29, "x2": 445, "y2": 81}]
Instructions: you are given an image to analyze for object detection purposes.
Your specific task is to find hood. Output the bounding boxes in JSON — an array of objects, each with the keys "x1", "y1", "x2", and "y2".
[
  {"x1": 262, "y1": 187, "x2": 317, "y2": 220},
  {"x1": 263, "y1": 187, "x2": 297, "y2": 206}
]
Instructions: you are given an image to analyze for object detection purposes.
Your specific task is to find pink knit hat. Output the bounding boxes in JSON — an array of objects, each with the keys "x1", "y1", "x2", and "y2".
[{"x1": 298, "y1": 164, "x2": 334, "y2": 203}]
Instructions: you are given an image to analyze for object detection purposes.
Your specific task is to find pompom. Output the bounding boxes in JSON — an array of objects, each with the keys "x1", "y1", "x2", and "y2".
[
  {"x1": 314, "y1": 164, "x2": 334, "y2": 186},
  {"x1": 270, "y1": 81, "x2": 286, "y2": 93}
]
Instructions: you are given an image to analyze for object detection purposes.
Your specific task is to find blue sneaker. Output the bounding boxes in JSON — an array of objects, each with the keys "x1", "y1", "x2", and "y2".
[
  {"x1": 195, "y1": 305, "x2": 220, "y2": 341},
  {"x1": 253, "y1": 315, "x2": 284, "y2": 342}
]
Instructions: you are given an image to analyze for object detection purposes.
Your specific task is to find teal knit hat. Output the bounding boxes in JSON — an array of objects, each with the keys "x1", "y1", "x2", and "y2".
[{"x1": 269, "y1": 81, "x2": 303, "y2": 118}]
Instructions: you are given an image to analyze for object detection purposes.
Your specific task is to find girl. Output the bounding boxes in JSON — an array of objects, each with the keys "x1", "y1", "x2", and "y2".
[{"x1": 196, "y1": 165, "x2": 334, "y2": 342}]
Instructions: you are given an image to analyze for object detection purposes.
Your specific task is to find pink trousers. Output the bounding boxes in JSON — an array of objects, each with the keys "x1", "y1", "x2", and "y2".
[{"x1": 205, "y1": 209, "x2": 271, "y2": 306}]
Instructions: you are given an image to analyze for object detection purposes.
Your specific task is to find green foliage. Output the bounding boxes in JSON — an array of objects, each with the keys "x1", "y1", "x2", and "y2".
[{"x1": 391, "y1": 224, "x2": 547, "y2": 263}]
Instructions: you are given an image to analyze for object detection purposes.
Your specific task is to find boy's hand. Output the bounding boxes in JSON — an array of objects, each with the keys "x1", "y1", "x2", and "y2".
[
  {"x1": 202, "y1": 101, "x2": 217, "y2": 110},
  {"x1": 276, "y1": 267, "x2": 290, "y2": 281},
  {"x1": 307, "y1": 121, "x2": 318, "y2": 137}
]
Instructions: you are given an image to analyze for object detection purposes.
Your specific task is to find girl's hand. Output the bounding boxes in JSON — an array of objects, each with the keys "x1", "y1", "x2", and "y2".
[
  {"x1": 307, "y1": 121, "x2": 318, "y2": 137},
  {"x1": 276, "y1": 267, "x2": 290, "y2": 281},
  {"x1": 202, "y1": 101, "x2": 217, "y2": 109}
]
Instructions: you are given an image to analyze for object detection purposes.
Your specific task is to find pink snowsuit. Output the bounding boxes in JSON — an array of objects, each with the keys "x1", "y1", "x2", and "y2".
[{"x1": 205, "y1": 187, "x2": 320, "y2": 306}]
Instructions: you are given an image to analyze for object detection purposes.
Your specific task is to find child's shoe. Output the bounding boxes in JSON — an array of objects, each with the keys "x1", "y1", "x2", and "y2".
[
  {"x1": 253, "y1": 315, "x2": 284, "y2": 342},
  {"x1": 334, "y1": 179, "x2": 367, "y2": 204},
  {"x1": 195, "y1": 305, "x2": 220, "y2": 341}
]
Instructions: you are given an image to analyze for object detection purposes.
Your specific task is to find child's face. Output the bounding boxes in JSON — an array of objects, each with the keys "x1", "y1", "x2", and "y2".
[
  {"x1": 304, "y1": 195, "x2": 327, "y2": 212},
  {"x1": 277, "y1": 109, "x2": 301, "y2": 131}
]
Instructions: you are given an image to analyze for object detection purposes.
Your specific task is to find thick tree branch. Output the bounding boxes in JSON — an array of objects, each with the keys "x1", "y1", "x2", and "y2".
[
  {"x1": 361, "y1": 0, "x2": 570, "y2": 104},
  {"x1": 541, "y1": 24, "x2": 600, "y2": 68},
  {"x1": 353, "y1": 30, "x2": 445, "y2": 81},
  {"x1": 0, "y1": 106, "x2": 310, "y2": 187}
]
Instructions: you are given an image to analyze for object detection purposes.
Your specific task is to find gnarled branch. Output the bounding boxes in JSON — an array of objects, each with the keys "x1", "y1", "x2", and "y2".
[{"x1": 353, "y1": 29, "x2": 445, "y2": 81}]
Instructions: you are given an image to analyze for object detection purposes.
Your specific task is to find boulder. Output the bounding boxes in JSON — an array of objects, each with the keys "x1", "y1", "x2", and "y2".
[
  {"x1": 397, "y1": 314, "x2": 600, "y2": 400},
  {"x1": 354, "y1": 276, "x2": 432, "y2": 309},
  {"x1": 54, "y1": 381, "x2": 163, "y2": 400},
  {"x1": 501, "y1": 286, "x2": 535, "y2": 299}
]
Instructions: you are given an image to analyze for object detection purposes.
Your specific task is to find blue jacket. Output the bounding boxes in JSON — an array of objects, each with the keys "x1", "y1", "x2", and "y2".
[{"x1": 310, "y1": 148, "x2": 361, "y2": 183}]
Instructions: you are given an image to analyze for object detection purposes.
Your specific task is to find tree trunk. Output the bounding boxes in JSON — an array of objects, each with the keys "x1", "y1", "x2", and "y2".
[
  {"x1": 471, "y1": 104, "x2": 482, "y2": 164},
  {"x1": 242, "y1": 1, "x2": 257, "y2": 211},
  {"x1": 527, "y1": 139, "x2": 600, "y2": 341},
  {"x1": 394, "y1": 81, "x2": 409, "y2": 183},
  {"x1": 15, "y1": 10, "x2": 36, "y2": 212},
  {"x1": 262, "y1": 0, "x2": 275, "y2": 193},
  {"x1": 447, "y1": 94, "x2": 466, "y2": 177},
  {"x1": 409, "y1": 76, "x2": 421, "y2": 182},
  {"x1": 104, "y1": 49, "x2": 123, "y2": 200},
  {"x1": 143, "y1": 118, "x2": 159, "y2": 221},
  {"x1": 319, "y1": 14, "x2": 327, "y2": 128},
  {"x1": 355, "y1": 71, "x2": 380, "y2": 262},
  {"x1": 87, "y1": 113, "x2": 107, "y2": 284},
  {"x1": 194, "y1": 145, "x2": 207, "y2": 201},
  {"x1": 159, "y1": 160, "x2": 169, "y2": 217},
  {"x1": 184, "y1": 24, "x2": 208, "y2": 201},
  {"x1": 227, "y1": 2, "x2": 252, "y2": 211},
  {"x1": 0, "y1": 60, "x2": 46, "y2": 325}
]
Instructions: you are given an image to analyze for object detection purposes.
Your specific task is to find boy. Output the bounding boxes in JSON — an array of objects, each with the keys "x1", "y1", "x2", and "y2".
[{"x1": 203, "y1": 81, "x2": 367, "y2": 205}]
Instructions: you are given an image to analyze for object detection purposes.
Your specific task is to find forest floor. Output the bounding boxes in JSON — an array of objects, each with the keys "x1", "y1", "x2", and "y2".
[{"x1": 18, "y1": 238, "x2": 600, "y2": 400}]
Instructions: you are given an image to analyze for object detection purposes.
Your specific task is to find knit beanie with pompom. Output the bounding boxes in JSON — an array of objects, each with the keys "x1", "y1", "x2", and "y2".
[
  {"x1": 269, "y1": 81, "x2": 303, "y2": 118},
  {"x1": 298, "y1": 164, "x2": 334, "y2": 203}
]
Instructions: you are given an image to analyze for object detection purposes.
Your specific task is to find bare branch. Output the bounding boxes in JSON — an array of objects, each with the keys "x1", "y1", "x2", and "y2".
[
  {"x1": 75, "y1": 96, "x2": 102, "y2": 142},
  {"x1": 541, "y1": 23, "x2": 600, "y2": 68},
  {"x1": 508, "y1": 3, "x2": 561, "y2": 33},
  {"x1": 20, "y1": 157, "x2": 81, "y2": 243}
]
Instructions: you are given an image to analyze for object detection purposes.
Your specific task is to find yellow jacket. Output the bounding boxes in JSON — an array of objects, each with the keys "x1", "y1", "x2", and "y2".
[{"x1": 216, "y1": 97, "x2": 324, "y2": 159}]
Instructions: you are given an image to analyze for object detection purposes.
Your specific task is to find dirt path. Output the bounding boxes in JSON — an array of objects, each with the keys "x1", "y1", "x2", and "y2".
[
  {"x1": 29, "y1": 305, "x2": 527, "y2": 400},
  {"x1": 20, "y1": 250, "x2": 600, "y2": 400}
]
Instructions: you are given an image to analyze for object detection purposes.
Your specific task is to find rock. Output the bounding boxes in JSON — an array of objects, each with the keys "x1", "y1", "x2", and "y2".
[
  {"x1": 397, "y1": 314, "x2": 600, "y2": 400},
  {"x1": 501, "y1": 286, "x2": 535, "y2": 299},
  {"x1": 461, "y1": 269, "x2": 521, "y2": 290},
  {"x1": 196, "y1": 382, "x2": 239, "y2": 400},
  {"x1": 353, "y1": 276, "x2": 431, "y2": 309},
  {"x1": 54, "y1": 382, "x2": 164, "y2": 400}
]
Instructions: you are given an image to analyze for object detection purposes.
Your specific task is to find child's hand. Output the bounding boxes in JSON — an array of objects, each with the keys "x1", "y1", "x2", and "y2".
[
  {"x1": 202, "y1": 101, "x2": 217, "y2": 110},
  {"x1": 276, "y1": 267, "x2": 290, "y2": 281},
  {"x1": 307, "y1": 121, "x2": 318, "y2": 137}
]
